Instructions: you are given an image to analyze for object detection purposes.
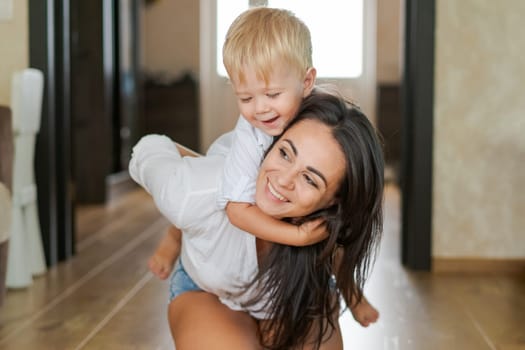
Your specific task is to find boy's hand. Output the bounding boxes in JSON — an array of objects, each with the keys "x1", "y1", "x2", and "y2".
[{"x1": 297, "y1": 218, "x2": 328, "y2": 245}]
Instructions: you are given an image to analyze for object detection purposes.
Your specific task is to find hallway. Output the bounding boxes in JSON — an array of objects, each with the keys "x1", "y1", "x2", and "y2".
[{"x1": 0, "y1": 185, "x2": 523, "y2": 349}]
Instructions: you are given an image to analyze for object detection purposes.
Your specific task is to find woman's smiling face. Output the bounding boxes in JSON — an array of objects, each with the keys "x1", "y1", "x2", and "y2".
[{"x1": 255, "y1": 118, "x2": 346, "y2": 219}]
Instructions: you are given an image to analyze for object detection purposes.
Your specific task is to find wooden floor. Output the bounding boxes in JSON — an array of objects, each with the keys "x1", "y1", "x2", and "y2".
[{"x1": 0, "y1": 184, "x2": 524, "y2": 349}]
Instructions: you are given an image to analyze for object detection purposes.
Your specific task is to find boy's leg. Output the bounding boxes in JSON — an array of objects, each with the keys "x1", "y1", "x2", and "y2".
[
  {"x1": 148, "y1": 225, "x2": 182, "y2": 280},
  {"x1": 349, "y1": 294, "x2": 379, "y2": 327}
]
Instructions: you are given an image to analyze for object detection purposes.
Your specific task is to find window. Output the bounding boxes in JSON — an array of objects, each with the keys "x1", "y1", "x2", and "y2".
[{"x1": 216, "y1": 0, "x2": 363, "y2": 78}]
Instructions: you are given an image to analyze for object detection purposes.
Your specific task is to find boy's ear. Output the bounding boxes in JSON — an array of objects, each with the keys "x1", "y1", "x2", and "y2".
[{"x1": 302, "y1": 67, "x2": 317, "y2": 97}]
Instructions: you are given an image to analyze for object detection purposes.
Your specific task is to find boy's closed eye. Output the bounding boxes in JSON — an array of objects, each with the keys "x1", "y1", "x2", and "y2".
[{"x1": 267, "y1": 92, "x2": 281, "y2": 99}]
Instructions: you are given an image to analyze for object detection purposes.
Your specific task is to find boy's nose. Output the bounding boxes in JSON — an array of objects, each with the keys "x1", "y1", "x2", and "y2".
[{"x1": 255, "y1": 99, "x2": 269, "y2": 114}]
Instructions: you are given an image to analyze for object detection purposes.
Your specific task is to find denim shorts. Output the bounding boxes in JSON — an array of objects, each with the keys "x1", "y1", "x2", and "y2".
[{"x1": 169, "y1": 259, "x2": 202, "y2": 301}]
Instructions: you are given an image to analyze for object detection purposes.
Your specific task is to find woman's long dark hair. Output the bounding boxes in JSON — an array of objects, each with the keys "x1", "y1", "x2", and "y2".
[{"x1": 244, "y1": 88, "x2": 385, "y2": 349}]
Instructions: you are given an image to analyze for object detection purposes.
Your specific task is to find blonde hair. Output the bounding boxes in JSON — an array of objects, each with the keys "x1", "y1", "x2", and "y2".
[{"x1": 222, "y1": 7, "x2": 313, "y2": 85}]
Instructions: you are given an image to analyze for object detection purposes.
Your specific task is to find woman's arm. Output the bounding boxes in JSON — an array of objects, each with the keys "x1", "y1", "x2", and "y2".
[
  {"x1": 129, "y1": 135, "x2": 182, "y2": 200},
  {"x1": 129, "y1": 135, "x2": 191, "y2": 226},
  {"x1": 226, "y1": 202, "x2": 327, "y2": 246},
  {"x1": 176, "y1": 142, "x2": 201, "y2": 157}
]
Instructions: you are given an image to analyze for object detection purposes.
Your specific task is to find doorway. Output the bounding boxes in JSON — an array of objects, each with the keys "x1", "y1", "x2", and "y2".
[
  {"x1": 29, "y1": 0, "x2": 433, "y2": 271},
  {"x1": 28, "y1": 0, "x2": 143, "y2": 264}
]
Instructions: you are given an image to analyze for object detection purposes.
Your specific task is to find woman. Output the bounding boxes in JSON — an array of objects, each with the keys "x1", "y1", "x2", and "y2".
[{"x1": 130, "y1": 90, "x2": 384, "y2": 349}]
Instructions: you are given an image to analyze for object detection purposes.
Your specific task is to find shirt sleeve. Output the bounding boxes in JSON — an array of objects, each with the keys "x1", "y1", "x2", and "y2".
[
  {"x1": 128, "y1": 134, "x2": 188, "y2": 226},
  {"x1": 217, "y1": 117, "x2": 264, "y2": 209}
]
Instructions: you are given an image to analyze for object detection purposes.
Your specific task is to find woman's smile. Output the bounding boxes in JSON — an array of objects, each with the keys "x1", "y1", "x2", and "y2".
[{"x1": 266, "y1": 179, "x2": 288, "y2": 202}]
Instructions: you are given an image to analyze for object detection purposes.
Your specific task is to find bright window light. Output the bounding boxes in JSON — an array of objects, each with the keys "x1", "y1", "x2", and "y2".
[{"x1": 216, "y1": 0, "x2": 363, "y2": 78}]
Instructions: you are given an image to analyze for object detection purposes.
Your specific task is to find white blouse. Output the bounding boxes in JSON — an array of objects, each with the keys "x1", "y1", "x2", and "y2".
[{"x1": 129, "y1": 134, "x2": 269, "y2": 319}]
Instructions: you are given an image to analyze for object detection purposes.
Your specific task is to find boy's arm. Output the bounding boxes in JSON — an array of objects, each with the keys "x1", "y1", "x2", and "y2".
[
  {"x1": 217, "y1": 117, "x2": 269, "y2": 209},
  {"x1": 226, "y1": 201, "x2": 327, "y2": 246}
]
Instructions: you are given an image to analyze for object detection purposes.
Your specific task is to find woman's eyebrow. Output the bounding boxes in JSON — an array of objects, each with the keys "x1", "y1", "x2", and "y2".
[
  {"x1": 283, "y1": 139, "x2": 297, "y2": 155},
  {"x1": 307, "y1": 166, "x2": 327, "y2": 187},
  {"x1": 283, "y1": 139, "x2": 328, "y2": 187}
]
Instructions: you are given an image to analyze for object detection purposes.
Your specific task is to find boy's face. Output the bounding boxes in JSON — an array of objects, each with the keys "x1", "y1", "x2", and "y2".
[{"x1": 232, "y1": 64, "x2": 315, "y2": 136}]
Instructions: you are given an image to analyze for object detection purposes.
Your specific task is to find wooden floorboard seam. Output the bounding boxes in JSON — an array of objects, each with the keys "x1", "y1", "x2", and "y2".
[
  {"x1": 73, "y1": 272, "x2": 153, "y2": 350},
  {"x1": 0, "y1": 217, "x2": 167, "y2": 346},
  {"x1": 463, "y1": 307, "x2": 497, "y2": 350},
  {"x1": 76, "y1": 206, "x2": 158, "y2": 252},
  {"x1": 76, "y1": 208, "x2": 139, "y2": 252}
]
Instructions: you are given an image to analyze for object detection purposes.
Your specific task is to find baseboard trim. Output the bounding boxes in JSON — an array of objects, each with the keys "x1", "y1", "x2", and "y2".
[
  {"x1": 106, "y1": 171, "x2": 138, "y2": 201},
  {"x1": 0, "y1": 240, "x2": 8, "y2": 307},
  {"x1": 433, "y1": 257, "x2": 525, "y2": 274}
]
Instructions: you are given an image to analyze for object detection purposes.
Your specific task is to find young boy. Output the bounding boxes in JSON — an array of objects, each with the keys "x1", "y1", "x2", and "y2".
[
  {"x1": 147, "y1": 7, "x2": 379, "y2": 326},
  {"x1": 150, "y1": 6, "x2": 320, "y2": 278}
]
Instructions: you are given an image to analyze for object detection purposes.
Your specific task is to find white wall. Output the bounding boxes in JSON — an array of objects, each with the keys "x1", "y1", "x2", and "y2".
[{"x1": 433, "y1": 0, "x2": 525, "y2": 258}]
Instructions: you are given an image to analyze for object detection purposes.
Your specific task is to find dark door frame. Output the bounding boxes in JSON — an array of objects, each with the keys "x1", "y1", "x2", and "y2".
[
  {"x1": 400, "y1": 0, "x2": 435, "y2": 270},
  {"x1": 29, "y1": 0, "x2": 142, "y2": 266},
  {"x1": 29, "y1": 0, "x2": 75, "y2": 265}
]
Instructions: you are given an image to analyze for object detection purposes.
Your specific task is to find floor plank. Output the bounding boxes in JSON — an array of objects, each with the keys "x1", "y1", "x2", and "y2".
[
  {"x1": 341, "y1": 185, "x2": 525, "y2": 350},
  {"x1": 0, "y1": 196, "x2": 161, "y2": 331},
  {"x1": 80, "y1": 277, "x2": 172, "y2": 350},
  {"x1": 0, "y1": 190, "x2": 169, "y2": 349},
  {"x1": 1, "y1": 185, "x2": 524, "y2": 349}
]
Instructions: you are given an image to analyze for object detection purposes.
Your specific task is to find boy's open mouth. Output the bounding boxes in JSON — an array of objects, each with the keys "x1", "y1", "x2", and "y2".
[{"x1": 262, "y1": 116, "x2": 280, "y2": 125}]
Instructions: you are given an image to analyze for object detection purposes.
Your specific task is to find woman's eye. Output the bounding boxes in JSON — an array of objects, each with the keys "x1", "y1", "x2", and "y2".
[
  {"x1": 240, "y1": 97, "x2": 252, "y2": 103},
  {"x1": 267, "y1": 93, "x2": 280, "y2": 99},
  {"x1": 303, "y1": 174, "x2": 318, "y2": 188},
  {"x1": 279, "y1": 147, "x2": 289, "y2": 160}
]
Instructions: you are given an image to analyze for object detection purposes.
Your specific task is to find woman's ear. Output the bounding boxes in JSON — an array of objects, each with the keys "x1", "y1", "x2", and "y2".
[{"x1": 302, "y1": 67, "x2": 317, "y2": 97}]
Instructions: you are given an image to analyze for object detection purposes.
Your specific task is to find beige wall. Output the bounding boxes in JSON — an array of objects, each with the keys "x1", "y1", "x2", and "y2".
[
  {"x1": 143, "y1": 0, "x2": 402, "y2": 84},
  {"x1": 142, "y1": 0, "x2": 199, "y2": 78},
  {"x1": 0, "y1": 0, "x2": 28, "y2": 106},
  {"x1": 433, "y1": 0, "x2": 525, "y2": 258},
  {"x1": 376, "y1": 0, "x2": 403, "y2": 84}
]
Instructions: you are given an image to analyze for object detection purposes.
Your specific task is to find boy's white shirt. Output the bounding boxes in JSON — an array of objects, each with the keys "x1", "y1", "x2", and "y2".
[{"x1": 216, "y1": 116, "x2": 274, "y2": 209}]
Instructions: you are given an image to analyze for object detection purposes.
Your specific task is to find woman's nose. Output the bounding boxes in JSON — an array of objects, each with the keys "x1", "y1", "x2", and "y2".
[{"x1": 276, "y1": 169, "x2": 295, "y2": 189}]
